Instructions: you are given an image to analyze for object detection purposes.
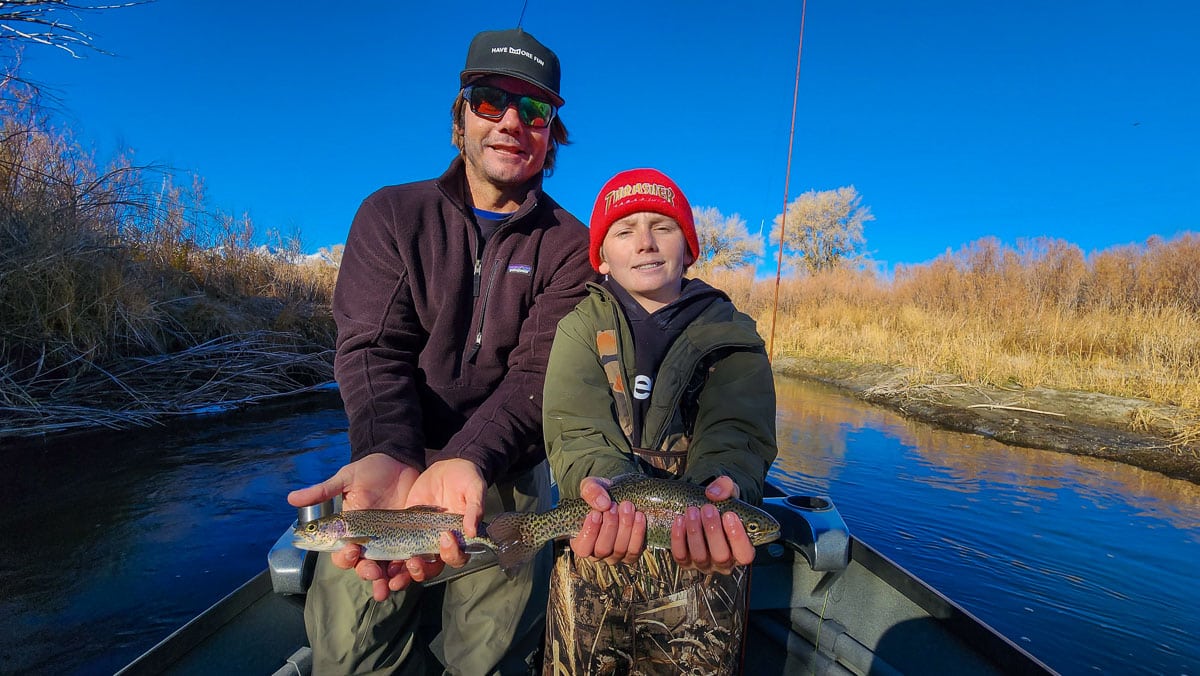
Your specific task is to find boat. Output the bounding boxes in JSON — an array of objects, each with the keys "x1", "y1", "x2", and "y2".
[{"x1": 116, "y1": 483, "x2": 1055, "y2": 675}]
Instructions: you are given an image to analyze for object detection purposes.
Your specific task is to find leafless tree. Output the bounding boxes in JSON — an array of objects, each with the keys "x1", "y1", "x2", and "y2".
[
  {"x1": 1, "y1": 0, "x2": 147, "y2": 59},
  {"x1": 2, "y1": 1, "x2": 149, "y2": 100},
  {"x1": 691, "y1": 206, "x2": 764, "y2": 274},
  {"x1": 771, "y1": 186, "x2": 874, "y2": 273},
  {"x1": 317, "y1": 243, "x2": 345, "y2": 268}
]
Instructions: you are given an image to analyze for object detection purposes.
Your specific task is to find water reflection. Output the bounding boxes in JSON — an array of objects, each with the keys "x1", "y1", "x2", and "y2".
[
  {"x1": 0, "y1": 392, "x2": 351, "y2": 675},
  {"x1": 773, "y1": 376, "x2": 1200, "y2": 535},
  {"x1": 2, "y1": 381, "x2": 1197, "y2": 674},
  {"x1": 771, "y1": 376, "x2": 1200, "y2": 675}
]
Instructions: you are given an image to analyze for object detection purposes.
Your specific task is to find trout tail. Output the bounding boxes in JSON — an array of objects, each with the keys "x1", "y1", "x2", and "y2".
[{"x1": 485, "y1": 512, "x2": 541, "y2": 578}]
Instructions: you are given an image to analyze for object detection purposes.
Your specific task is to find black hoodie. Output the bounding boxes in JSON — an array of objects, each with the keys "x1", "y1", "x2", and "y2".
[{"x1": 602, "y1": 278, "x2": 724, "y2": 447}]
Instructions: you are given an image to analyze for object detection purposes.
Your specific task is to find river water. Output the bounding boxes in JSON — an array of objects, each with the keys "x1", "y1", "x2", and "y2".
[{"x1": 2, "y1": 378, "x2": 1197, "y2": 675}]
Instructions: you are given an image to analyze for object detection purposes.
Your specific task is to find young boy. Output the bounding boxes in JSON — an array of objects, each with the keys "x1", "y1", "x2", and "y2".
[{"x1": 542, "y1": 168, "x2": 778, "y2": 674}]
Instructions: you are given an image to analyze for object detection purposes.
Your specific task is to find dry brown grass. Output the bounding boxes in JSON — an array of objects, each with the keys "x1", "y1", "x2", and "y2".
[
  {"x1": 1, "y1": 81, "x2": 337, "y2": 438},
  {"x1": 698, "y1": 234, "x2": 1200, "y2": 442}
]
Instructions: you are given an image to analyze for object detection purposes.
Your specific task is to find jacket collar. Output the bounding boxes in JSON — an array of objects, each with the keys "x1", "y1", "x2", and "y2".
[
  {"x1": 436, "y1": 156, "x2": 544, "y2": 223},
  {"x1": 590, "y1": 277, "x2": 729, "y2": 308}
]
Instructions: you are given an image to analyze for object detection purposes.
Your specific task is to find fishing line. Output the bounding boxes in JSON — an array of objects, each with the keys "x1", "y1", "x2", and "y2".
[
  {"x1": 769, "y1": 0, "x2": 808, "y2": 361},
  {"x1": 812, "y1": 586, "x2": 832, "y2": 674}
]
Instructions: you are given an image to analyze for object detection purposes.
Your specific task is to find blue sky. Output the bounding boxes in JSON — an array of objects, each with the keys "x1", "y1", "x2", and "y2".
[{"x1": 16, "y1": 1, "x2": 1200, "y2": 273}]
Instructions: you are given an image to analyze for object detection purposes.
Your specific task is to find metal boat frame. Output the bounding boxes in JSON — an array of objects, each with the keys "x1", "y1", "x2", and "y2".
[{"x1": 118, "y1": 490, "x2": 1056, "y2": 675}]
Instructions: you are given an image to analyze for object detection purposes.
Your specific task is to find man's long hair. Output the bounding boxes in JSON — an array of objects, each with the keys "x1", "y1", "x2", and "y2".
[{"x1": 451, "y1": 91, "x2": 571, "y2": 177}]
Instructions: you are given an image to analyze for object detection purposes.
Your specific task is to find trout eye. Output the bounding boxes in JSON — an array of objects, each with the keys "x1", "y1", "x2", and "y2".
[
  {"x1": 746, "y1": 522, "x2": 760, "y2": 533},
  {"x1": 305, "y1": 523, "x2": 318, "y2": 533}
]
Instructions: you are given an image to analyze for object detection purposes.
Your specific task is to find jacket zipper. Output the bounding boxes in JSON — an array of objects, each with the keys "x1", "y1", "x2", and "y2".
[
  {"x1": 462, "y1": 203, "x2": 483, "y2": 300},
  {"x1": 463, "y1": 197, "x2": 537, "y2": 365},
  {"x1": 595, "y1": 283, "x2": 753, "y2": 451},
  {"x1": 453, "y1": 214, "x2": 484, "y2": 378},
  {"x1": 465, "y1": 259, "x2": 503, "y2": 363},
  {"x1": 646, "y1": 337, "x2": 756, "y2": 451},
  {"x1": 648, "y1": 316, "x2": 758, "y2": 449}
]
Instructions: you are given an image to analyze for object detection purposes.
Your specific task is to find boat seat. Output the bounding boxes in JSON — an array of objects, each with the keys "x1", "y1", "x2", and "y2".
[
  {"x1": 269, "y1": 525, "x2": 318, "y2": 595},
  {"x1": 762, "y1": 494, "x2": 851, "y2": 572},
  {"x1": 269, "y1": 499, "x2": 338, "y2": 596}
]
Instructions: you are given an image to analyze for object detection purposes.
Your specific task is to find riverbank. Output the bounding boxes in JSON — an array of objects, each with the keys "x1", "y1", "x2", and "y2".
[
  {"x1": 773, "y1": 356, "x2": 1200, "y2": 485},
  {"x1": 1, "y1": 85, "x2": 338, "y2": 442}
]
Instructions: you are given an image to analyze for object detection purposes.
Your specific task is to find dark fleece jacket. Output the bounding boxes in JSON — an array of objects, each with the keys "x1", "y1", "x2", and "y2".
[{"x1": 332, "y1": 156, "x2": 596, "y2": 484}]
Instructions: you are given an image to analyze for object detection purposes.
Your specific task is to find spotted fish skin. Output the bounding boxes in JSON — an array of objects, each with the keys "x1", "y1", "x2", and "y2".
[
  {"x1": 291, "y1": 506, "x2": 494, "y2": 561},
  {"x1": 486, "y1": 475, "x2": 781, "y2": 576}
]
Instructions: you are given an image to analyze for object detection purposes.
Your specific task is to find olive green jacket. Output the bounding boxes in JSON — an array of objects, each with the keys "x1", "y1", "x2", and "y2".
[{"x1": 544, "y1": 281, "x2": 778, "y2": 504}]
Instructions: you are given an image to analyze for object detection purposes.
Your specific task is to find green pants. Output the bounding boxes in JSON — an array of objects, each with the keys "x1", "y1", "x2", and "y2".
[{"x1": 304, "y1": 463, "x2": 552, "y2": 675}]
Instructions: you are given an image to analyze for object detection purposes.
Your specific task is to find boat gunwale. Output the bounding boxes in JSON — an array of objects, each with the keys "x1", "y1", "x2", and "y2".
[
  {"x1": 115, "y1": 488, "x2": 1057, "y2": 675},
  {"x1": 115, "y1": 570, "x2": 299, "y2": 676},
  {"x1": 847, "y1": 535, "x2": 1056, "y2": 675}
]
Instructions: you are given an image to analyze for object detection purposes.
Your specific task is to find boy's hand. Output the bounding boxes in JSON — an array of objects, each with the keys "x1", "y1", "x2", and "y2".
[
  {"x1": 572, "y1": 477, "x2": 646, "y2": 564},
  {"x1": 669, "y1": 475, "x2": 757, "y2": 574}
]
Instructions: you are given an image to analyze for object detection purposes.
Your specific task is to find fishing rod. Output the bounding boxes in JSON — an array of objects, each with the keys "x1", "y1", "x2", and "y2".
[
  {"x1": 768, "y1": 0, "x2": 808, "y2": 361},
  {"x1": 516, "y1": 0, "x2": 530, "y2": 28}
]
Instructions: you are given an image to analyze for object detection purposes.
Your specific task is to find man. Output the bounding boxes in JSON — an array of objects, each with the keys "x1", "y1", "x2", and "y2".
[{"x1": 288, "y1": 27, "x2": 596, "y2": 674}]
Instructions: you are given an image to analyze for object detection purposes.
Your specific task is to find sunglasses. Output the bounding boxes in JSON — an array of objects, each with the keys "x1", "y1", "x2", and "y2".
[{"x1": 463, "y1": 85, "x2": 556, "y2": 128}]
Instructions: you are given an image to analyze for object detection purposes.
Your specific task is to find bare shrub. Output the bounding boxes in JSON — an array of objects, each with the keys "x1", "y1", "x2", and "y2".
[
  {"x1": 0, "y1": 81, "x2": 337, "y2": 438},
  {"x1": 1137, "y1": 233, "x2": 1200, "y2": 312},
  {"x1": 1084, "y1": 246, "x2": 1138, "y2": 310},
  {"x1": 750, "y1": 234, "x2": 1200, "y2": 427}
]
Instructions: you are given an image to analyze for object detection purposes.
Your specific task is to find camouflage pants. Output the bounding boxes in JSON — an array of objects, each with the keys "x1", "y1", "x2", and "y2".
[{"x1": 543, "y1": 546, "x2": 749, "y2": 676}]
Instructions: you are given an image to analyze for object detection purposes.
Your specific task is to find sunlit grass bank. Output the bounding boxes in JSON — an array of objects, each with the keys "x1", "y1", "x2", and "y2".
[
  {"x1": 703, "y1": 235, "x2": 1200, "y2": 442},
  {"x1": 7, "y1": 78, "x2": 1197, "y2": 448},
  {"x1": 1, "y1": 85, "x2": 338, "y2": 439}
]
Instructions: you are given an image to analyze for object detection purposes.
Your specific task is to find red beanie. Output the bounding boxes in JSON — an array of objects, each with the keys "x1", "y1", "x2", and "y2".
[{"x1": 588, "y1": 168, "x2": 698, "y2": 272}]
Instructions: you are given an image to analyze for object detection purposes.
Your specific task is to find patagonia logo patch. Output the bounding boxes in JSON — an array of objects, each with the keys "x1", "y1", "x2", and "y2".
[{"x1": 507, "y1": 264, "x2": 532, "y2": 275}]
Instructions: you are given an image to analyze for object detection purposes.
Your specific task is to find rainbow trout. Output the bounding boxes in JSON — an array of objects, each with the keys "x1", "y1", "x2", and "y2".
[
  {"x1": 292, "y1": 506, "x2": 494, "y2": 561},
  {"x1": 486, "y1": 474, "x2": 781, "y2": 576}
]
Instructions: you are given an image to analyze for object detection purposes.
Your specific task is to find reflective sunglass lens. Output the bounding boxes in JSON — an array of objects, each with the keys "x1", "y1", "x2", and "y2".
[
  {"x1": 518, "y1": 98, "x2": 553, "y2": 128},
  {"x1": 466, "y1": 86, "x2": 553, "y2": 128},
  {"x1": 469, "y1": 87, "x2": 507, "y2": 118}
]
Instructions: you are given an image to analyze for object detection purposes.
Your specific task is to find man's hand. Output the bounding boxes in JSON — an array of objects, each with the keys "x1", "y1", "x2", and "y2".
[
  {"x1": 287, "y1": 453, "x2": 421, "y2": 601},
  {"x1": 569, "y1": 477, "x2": 646, "y2": 565},
  {"x1": 669, "y1": 475, "x2": 757, "y2": 574},
  {"x1": 400, "y1": 458, "x2": 487, "y2": 583}
]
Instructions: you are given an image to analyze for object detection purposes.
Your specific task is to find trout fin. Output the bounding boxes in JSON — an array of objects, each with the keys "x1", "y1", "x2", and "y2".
[
  {"x1": 608, "y1": 473, "x2": 649, "y2": 489},
  {"x1": 406, "y1": 505, "x2": 446, "y2": 513},
  {"x1": 485, "y1": 512, "x2": 538, "y2": 579}
]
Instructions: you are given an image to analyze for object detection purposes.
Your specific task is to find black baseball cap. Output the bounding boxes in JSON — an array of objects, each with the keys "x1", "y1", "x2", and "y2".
[{"x1": 460, "y1": 28, "x2": 563, "y2": 106}]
